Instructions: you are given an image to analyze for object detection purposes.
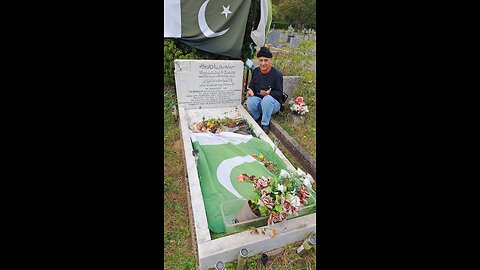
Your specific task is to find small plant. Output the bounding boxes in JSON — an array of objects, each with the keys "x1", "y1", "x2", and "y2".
[
  {"x1": 251, "y1": 153, "x2": 279, "y2": 175},
  {"x1": 189, "y1": 116, "x2": 254, "y2": 135},
  {"x1": 289, "y1": 96, "x2": 309, "y2": 115}
]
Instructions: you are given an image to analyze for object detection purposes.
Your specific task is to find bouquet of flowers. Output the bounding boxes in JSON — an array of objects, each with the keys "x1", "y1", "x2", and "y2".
[
  {"x1": 238, "y1": 154, "x2": 315, "y2": 225},
  {"x1": 289, "y1": 96, "x2": 309, "y2": 115}
]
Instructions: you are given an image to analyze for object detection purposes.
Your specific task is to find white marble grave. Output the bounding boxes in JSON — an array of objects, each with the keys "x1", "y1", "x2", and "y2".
[{"x1": 173, "y1": 59, "x2": 316, "y2": 270}]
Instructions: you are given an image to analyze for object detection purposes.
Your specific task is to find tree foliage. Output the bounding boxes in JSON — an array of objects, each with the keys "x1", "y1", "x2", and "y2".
[{"x1": 272, "y1": 0, "x2": 316, "y2": 30}]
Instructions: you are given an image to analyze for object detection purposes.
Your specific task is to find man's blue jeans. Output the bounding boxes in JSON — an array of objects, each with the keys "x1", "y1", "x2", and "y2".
[{"x1": 246, "y1": 95, "x2": 281, "y2": 125}]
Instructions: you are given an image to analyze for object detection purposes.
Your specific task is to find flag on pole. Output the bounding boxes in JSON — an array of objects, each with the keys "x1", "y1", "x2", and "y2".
[
  {"x1": 164, "y1": 0, "x2": 252, "y2": 58},
  {"x1": 191, "y1": 132, "x2": 287, "y2": 233},
  {"x1": 250, "y1": 0, "x2": 272, "y2": 47}
]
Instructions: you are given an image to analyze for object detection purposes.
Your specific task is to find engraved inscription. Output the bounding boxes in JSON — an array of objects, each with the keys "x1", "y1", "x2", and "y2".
[{"x1": 175, "y1": 60, "x2": 243, "y2": 108}]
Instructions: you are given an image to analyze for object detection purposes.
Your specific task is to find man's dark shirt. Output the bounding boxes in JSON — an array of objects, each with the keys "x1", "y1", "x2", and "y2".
[{"x1": 248, "y1": 67, "x2": 284, "y2": 104}]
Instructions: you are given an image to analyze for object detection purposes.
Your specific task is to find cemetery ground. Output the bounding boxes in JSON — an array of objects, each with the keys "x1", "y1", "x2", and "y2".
[
  {"x1": 268, "y1": 44, "x2": 317, "y2": 160},
  {"x1": 164, "y1": 85, "x2": 316, "y2": 269}
]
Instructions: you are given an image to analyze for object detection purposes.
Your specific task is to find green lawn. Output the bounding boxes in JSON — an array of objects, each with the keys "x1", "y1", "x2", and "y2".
[
  {"x1": 164, "y1": 86, "x2": 197, "y2": 270},
  {"x1": 271, "y1": 45, "x2": 317, "y2": 160}
]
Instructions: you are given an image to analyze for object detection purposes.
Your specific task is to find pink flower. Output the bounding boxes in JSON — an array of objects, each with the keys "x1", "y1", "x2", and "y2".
[
  {"x1": 253, "y1": 180, "x2": 262, "y2": 190},
  {"x1": 299, "y1": 185, "x2": 311, "y2": 205},
  {"x1": 294, "y1": 96, "x2": 304, "y2": 105},
  {"x1": 257, "y1": 177, "x2": 270, "y2": 188},
  {"x1": 267, "y1": 212, "x2": 287, "y2": 225},
  {"x1": 258, "y1": 193, "x2": 274, "y2": 210},
  {"x1": 237, "y1": 173, "x2": 249, "y2": 182},
  {"x1": 281, "y1": 197, "x2": 299, "y2": 215}
]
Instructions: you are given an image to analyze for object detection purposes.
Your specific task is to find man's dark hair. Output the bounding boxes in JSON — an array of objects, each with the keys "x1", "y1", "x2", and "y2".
[{"x1": 256, "y1": 47, "x2": 272, "y2": 58}]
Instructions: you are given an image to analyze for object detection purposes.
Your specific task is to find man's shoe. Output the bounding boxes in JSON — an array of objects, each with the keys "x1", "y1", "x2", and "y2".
[
  {"x1": 256, "y1": 114, "x2": 263, "y2": 124},
  {"x1": 261, "y1": 124, "x2": 270, "y2": 134}
]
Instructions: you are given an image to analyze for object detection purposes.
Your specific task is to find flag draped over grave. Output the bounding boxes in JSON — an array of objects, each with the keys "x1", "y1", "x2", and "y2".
[
  {"x1": 191, "y1": 132, "x2": 287, "y2": 233},
  {"x1": 164, "y1": 0, "x2": 252, "y2": 58}
]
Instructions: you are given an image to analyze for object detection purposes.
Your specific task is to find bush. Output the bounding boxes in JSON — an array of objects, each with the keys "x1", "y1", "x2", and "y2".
[{"x1": 163, "y1": 39, "x2": 200, "y2": 85}]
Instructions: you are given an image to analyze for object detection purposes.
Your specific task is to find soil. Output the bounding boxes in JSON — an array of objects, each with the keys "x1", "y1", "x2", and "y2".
[{"x1": 172, "y1": 139, "x2": 183, "y2": 154}]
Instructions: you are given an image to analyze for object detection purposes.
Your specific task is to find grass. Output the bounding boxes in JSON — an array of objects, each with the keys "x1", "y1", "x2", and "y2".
[
  {"x1": 271, "y1": 45, "x2": 317, "y2": 160},
  {"x1": 164, "y1": 85, "x2": 196, "y2": 270},
  {"x1": 207, "y1": 243, "x2": 316, "y2": 270}
]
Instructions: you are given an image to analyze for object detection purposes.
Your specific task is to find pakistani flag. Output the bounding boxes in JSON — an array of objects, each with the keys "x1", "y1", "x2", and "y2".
[
  {"x1": 191, "y1": 132, "x2": 287, "y2": 233},
  {"x1": 164, "y1": 0, "x2": 252, "y2": 58},
  {"x1": 250, "y1": 0, "x2": 272, "y2": 47}
]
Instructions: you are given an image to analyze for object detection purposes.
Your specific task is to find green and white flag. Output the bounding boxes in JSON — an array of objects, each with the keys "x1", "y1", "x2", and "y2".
[
  {"x1": 191, "y1": 132, "x2": 287, "y2": 233},
  {"x1": 250, "y1": 0, "x2": 272, "y2": 47},
  {"x1": 164, "y1": 0, "x2": 252, "y2": 58}
]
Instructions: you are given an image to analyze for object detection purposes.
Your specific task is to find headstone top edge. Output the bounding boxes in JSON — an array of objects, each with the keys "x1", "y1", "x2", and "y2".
[{"x1": 174, "y1": 59, "x2": 244, "y2": 63}]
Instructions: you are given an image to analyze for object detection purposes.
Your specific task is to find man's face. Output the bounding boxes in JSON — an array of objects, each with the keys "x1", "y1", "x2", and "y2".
[{"x1": 258, "y1": 57, "x2": 271, "y2": 71}]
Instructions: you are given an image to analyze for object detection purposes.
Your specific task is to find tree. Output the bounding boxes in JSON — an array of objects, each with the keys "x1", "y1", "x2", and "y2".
[{"x1": 275, "y1": 0, "x2": 316, "y2": 30}]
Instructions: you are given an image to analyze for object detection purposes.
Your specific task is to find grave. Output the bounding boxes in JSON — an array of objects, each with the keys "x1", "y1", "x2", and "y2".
[
  {"x1": 267, "y1": 30, "x2": 280, "y2": 47},
  {"x1": 283, "y1": 76, "x2": 303, "y2": 104},
  {"x1": 174, "y1": 60, "x2": 316, "y2": 269},
  {"x1": 289, "y1": 37, "x2": 302, "y2": 47},
  {"x1": 279, "y1": 33, "x2": 288, "y2": 46}
]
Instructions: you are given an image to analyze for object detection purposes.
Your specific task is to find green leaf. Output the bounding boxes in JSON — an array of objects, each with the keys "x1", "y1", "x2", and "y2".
[
  {"x1": 265, "y1": 186, "x2": 272, "y2": 193},
  {"x1": 275, "y1": 204, "x2": 283, "y2": 212},
  {"x1": 276, "y1": 195, "x2": 281, "y2": 202},
  {"x1": 258, "y1": 205, "x2": 268, "y2": 216}
]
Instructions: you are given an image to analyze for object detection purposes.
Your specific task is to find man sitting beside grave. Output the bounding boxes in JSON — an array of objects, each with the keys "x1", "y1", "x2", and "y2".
[{"x1": 246, "y1": 46, "x2": 284, "y2": 134}]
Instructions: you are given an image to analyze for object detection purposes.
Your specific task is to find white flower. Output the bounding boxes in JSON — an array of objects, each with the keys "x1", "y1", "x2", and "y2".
[
  {"x1": 280, "y1": 169, "x2": 290, "y2": 178},
  {"x1": 278, "y1": 184, "x2": 284, "y2": 193},
  {"x1": 296, "y1": 168, "x2": 306, "y2": 176},
  {"x1": 290, "y1": 196, "x2": 301, "y2": 207},
  {"x1": 303, "y1": 174, "x2": 314, "y2": 189}
]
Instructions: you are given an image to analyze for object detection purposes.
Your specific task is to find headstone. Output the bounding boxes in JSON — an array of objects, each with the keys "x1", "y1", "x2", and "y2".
[
  {"x1": 290, "y1": 37, "x2": 302, "y2": 47},
  {"x1": 174, "y1": 60, "x2": 244, "y2": 109},
  {"x1": 279, "y1": 33, "x2": 288, "y2": 46},
  {"x1": 267, "y1": 30, "x2": 280, "y2": 47},
  {"x1": 283, "y1": 76, "x2": 303, "y2": 104}
]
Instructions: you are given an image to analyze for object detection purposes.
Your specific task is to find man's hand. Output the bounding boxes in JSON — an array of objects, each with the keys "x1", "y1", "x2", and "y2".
[
  {"x1": 260, "y1": 88, "x2": 272, "y2": 96},
  {"x1": 247, "y1": 88, "x2": 254, "y2": 96}
]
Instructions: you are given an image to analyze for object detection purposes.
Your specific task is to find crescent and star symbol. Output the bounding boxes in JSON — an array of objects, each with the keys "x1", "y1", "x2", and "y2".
[{"x1": 198, "y1": 0, "x2": 232, "y2": 38}]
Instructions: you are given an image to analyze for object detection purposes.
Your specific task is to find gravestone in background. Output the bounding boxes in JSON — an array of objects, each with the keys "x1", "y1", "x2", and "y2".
[
  {"x1": 290, "y1": 37, "x2": 302, "y2": 47},
  {"x1": 279, "y1": 33, "x2": 288, "y2": 41},
  {"x1": 267, "y1": 30, "x2": 280, "y2": 47},
  {"x1": 279, "y1": 33, "x2": 288, "y2": 47},
  {"x1": 282, "y1": 76, "x2": 303, "y2": 104}
]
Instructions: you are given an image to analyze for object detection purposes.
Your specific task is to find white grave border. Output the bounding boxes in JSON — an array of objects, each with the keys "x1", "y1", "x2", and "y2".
[{"x1": 174, "y1": 60, "x2": 316, "y2": 269}]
